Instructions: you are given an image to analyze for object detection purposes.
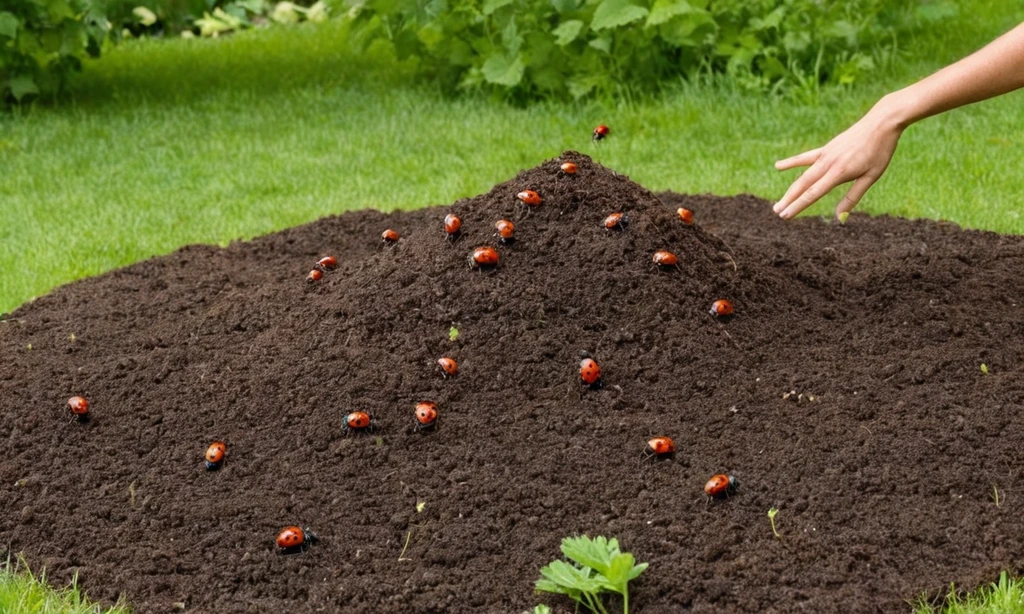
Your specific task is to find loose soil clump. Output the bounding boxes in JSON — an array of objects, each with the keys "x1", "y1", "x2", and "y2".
[{"x1": 1, "y1": 152, "x2": 1022, "y2": 612}]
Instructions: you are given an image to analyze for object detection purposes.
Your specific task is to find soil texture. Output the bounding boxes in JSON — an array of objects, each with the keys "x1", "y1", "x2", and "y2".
[{"x1": 2, "y1": 152, "x2": 1023, "y2": 613}]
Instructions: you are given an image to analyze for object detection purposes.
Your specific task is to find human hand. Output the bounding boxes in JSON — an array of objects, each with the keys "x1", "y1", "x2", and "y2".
[{"x1": 773, "y1": 98, "x2": 906, "y2": 219}]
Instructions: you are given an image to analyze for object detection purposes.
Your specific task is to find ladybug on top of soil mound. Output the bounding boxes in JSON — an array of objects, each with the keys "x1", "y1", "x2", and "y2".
[
  {"x1": 276, "y1": 526, "x2": 318, "y2": 554},
  {"x1": 415, "y1": 401, "x2": 438, "y2": 431},
  {"x1": 644, "y1": 436, "x2": 675, "y2": 459},
  {"x1": 604, "y1": 212, "x2": 628, "y2": 231},
  {"x1": 579, "y1": 353, "x2": 602, "y2": 388},
  {"x1": 437, "y1": 357, "x2": 458, "y2": 377},
  {"x1": 560, "y1": 161, "x2": 578, "y2": 175},
  {"x1": 67, "y1": 396, "x2": 89, "y2": 421},
  {"x1": 710, "y1": 299, "x2": 734, "y2": 318},
  {"x1": 444, "y1": 214, "x2": 461, "y2": 240},
  {"x1": 495, "y1": 220, "x2": 515, "y2": 243},
  {"x1": 677, "y1": 208, "x2": 694, "y2": 224},
  {"x1": 343, "y1": 411, "x2": 375, "y2": 435},
  {"x1": 204, "y1": 441, "x2": 226, "y2": 470},
  {"x1": 516, "y1": 190, "x2": 542, "y2": 206},
  {"x1": 652, "y1": 250, "x2": 679, "y2": 269},
  {"x1": 469, "y1": 246, "x2": 499, "y2": 269},
  {"x1": 705, "y1": 474, "x2": 737, "y2": 498},
  {"x1": 382, "y1": 229, "x2": 400, "y2": 244}
]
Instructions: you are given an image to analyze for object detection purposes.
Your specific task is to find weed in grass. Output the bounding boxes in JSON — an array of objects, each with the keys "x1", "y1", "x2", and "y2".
[
  {"x1": 914, "y1": 571, "x2": 1024, "y2": 614},
  {"x1": 0, "y1": 556, "x2": 130, "y2": 614}
]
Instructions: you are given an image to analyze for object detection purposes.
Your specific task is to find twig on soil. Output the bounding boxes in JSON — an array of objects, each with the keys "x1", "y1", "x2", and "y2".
[
  {"x1": 718, "y1": 250, "x2": 738, "y2": 272},
  {"x1": 129, "y1": 481, "x2": 137, "y2": 508},
  {"x1": 398, "y1": 530, "x2": 413, "y2": 561}
]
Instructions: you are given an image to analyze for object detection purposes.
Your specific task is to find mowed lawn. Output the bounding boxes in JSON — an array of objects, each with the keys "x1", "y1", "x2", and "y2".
[
  {"x1": 2, "y1": 4, "x2": 1024, "y2": 314},
  {"x1": 3, "y1": 4, "x2": 1024, "y2": 613}
]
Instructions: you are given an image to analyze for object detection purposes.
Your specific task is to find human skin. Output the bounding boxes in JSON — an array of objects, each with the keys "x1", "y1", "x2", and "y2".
[{"x1": 773, "y1": 21, "x2": 1024, "y2": 220}]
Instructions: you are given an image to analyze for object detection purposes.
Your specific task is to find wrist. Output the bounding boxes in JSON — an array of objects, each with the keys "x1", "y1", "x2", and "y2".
[{"x1": 872, "y1": 90, "x2": 920, "y2": 131}]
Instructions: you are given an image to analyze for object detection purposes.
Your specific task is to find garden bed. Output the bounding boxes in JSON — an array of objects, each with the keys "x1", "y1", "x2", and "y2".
[{"x1": 1, "y1": 153, "x2": 1022, "y2": 612}]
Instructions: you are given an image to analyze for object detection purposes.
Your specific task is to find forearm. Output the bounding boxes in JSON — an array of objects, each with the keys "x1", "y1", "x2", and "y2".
[{"x1": 877, "y1": 21, "x2": 1024, "y2": 128}]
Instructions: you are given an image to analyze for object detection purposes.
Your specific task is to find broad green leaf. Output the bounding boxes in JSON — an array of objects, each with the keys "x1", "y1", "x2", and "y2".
[
  {"x1": 481, "y1": 52, "x2": 524, "y2": 86},
  {"x1": 591, "y1": 0, "x2": 647, "y2": 31},
  {"x1": 628, "y1": 561, "x2": 648, "y2": 581},
  {"x1": 645, "y1": 0, "x2": 690, "y2": 28},
  {"x1": 0, "y1": 12, "x2": 20, "y2": 39},
  {"x1": 588, "y1": 36, "x2": 611, "y2": 53},
  {"x1": 551, "y1": 19, "x2": 583, "y2": 46},
  {"x1": 417, "y1": 22, "x2": 445, "y2": 49},
  {"x1": 603, "y1": 553, "x2": 638, "y2": 589},
  {"x1": 561, "y1": 535, "x2": 614, "y2": 575},
  {"x1": 235, "y1": 0, "x2": 267, "y2": 12},
  {"x1": 566, "y1": 75, "x2": 597, "y2": 99},
  {"x1": 483, "y1": 0, "x2": 514, "y2": 15},
  {"x1": 6, "y1": 74, "x2": 40, "y2": 101},
  {"x1": 549, "y1": 0, "x2": 579, "y2": 14}
]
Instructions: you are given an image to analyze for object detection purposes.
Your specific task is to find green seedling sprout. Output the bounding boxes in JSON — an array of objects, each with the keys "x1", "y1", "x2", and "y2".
[
  {"x1": 449, "y1": 325, "x2": 459, "y2": 342},
  {"x1": 536, "y1": 535, "x2": 648, "y2": 614},
  {"x1": 416, "y1": 501, "x2": 426, "y2": 513},
  {"x1": 768, "y1": 507, "x2": 780, "y2": 538},
  {"x1": 992, "y1": 485, "x2": 1001, "y2": 508},
  {"x1": 533, "y1": 606, "x2": 551, "y2": 614},
  {"x1": 838, "y1": 212, "x2": 850, "y2": 224},
  {"x1": 980, "y1": 363, "x2": 989, "y2": 374}
]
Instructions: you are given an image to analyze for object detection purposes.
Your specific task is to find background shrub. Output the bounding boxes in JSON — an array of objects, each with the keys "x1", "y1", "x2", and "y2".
[
  {"x1": 342, "y1": 0, "x2": 957, "y2": 101},
  {"x1": 0, "y1": 0, "x2": 110, "y2": 101}
]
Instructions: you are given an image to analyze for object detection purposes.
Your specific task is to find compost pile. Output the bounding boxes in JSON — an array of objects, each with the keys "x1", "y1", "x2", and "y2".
[{"x1": 2, "y1": 152, "x2": 1023, "y2": 613}]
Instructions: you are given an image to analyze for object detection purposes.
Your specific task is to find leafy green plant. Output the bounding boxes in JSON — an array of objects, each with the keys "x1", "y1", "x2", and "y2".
[
  {"x1": 0, "y1": 0, "x2": 110, "y2": 102},
  {"x1": 341, "y1": 0, "x2": 957, "y2": 101},
  {"x1": 536, "y1": 535, "x2": 648, "y2": 614}
]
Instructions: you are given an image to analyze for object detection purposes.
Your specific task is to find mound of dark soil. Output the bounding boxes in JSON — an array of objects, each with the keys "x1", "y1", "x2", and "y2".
[{"x1": 1, "y1": 153, "x2": 1022, "y2": 613}]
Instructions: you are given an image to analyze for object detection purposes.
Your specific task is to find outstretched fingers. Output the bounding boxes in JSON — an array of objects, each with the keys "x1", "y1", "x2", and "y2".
[
  {"x1": 835, "y1": 175, "x2": 877, "y2": 217},
  {"x1": 774, "y1": 148, "x2": 822, "y2": 171},
  {"x1": 773, "y1": 161, "x2": 827, "y2": 214},
  {"x1": 778, "y1": 170, "x2": 844, "y2": 219}
]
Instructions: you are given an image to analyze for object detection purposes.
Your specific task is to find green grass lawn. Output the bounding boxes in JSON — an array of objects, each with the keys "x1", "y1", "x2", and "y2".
[
  {"x1": 3, "y1": 4, "x2": 1024, "y2": 315},
  {"x1": 2, "y1": 2, "x2": 1024, "y2": 611}
]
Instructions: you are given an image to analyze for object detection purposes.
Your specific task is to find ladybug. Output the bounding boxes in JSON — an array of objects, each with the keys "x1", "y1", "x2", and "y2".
[
  {"x1": 516, "y1": 190, "x2": 542, "y2": 206},
  {"x1": 469, "y1": 246, "x2": 499, "y2": 269},
  {"x1": 437, "y1": 357, "x2": 458, "y2": 378},
  {"x1": 603, "y1": 212, "x2": 628, "y2": 231},
  {"x1": 592, "y1": 124, "x2": 610, "y2": 141},
  {"x1": 342, "y1": 411, "x2": 375, "y2": 435},
  {"x1": 560, "y1": 162, "x2": 578, "y2": 175},
  {"x1": 444, "y1": 214, "x2": 462, "y2": 239},
  {"x1": 382, "y1": 229, "x2": 400, "y2": 243},
  {"x1": 677, "y1": 208, "x2": 694, "y2": 224},
  {"x1": 67, "y1": 396, "x2": 89, "y2": 420},
  {"x1": 415, "y1": 401, "x2": 438, "y2": 430},
  {"x1": 704, "y1": 474, "x2": 737, "y2": 498},
  {"x1": 315, "y1": 256, "x2": 338, "y2": 271},
  {"x1": 652, "y1": 250, "x2": 678, "y2": 268},
  {"x1": 306, "y1": 269, "x2": 323, "y2": 283},
  {"x1": 495, "y1": 220, "x2": 515, "y2": 243},
  {"x1": 710, "y1": 299, "x2": 734, "y2": 318},
  {"x1": 276, "y1": 526, "x2": 318, "y2": 552},
  {"x1": 645, "y1": 436, "x2": 675, "y2": 458},
  {"x1": 205, "y1": 441, "x2": 226, "y2": 470},
  {"x1": 579, "y1": 357, "x2": 602, "y2": 387}
]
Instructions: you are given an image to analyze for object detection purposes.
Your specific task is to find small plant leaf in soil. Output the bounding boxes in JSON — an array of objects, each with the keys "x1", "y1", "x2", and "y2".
[{"x1": 536, "y1": 535, "x2": 648, "y2": 614}]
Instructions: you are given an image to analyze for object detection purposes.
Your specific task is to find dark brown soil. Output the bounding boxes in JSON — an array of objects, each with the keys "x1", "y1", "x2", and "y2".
[{"x1": 2, "y1": 152, "x2": 1023, "y2": 613}]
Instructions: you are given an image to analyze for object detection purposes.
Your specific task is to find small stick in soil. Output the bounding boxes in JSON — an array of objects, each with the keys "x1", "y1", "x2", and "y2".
[
  {"x1": 992, "y1": 485, "x2": 1001, "y2": 508},
  {"x1": 398, "y1": 529, "x2": 413, "y2": 561}
]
